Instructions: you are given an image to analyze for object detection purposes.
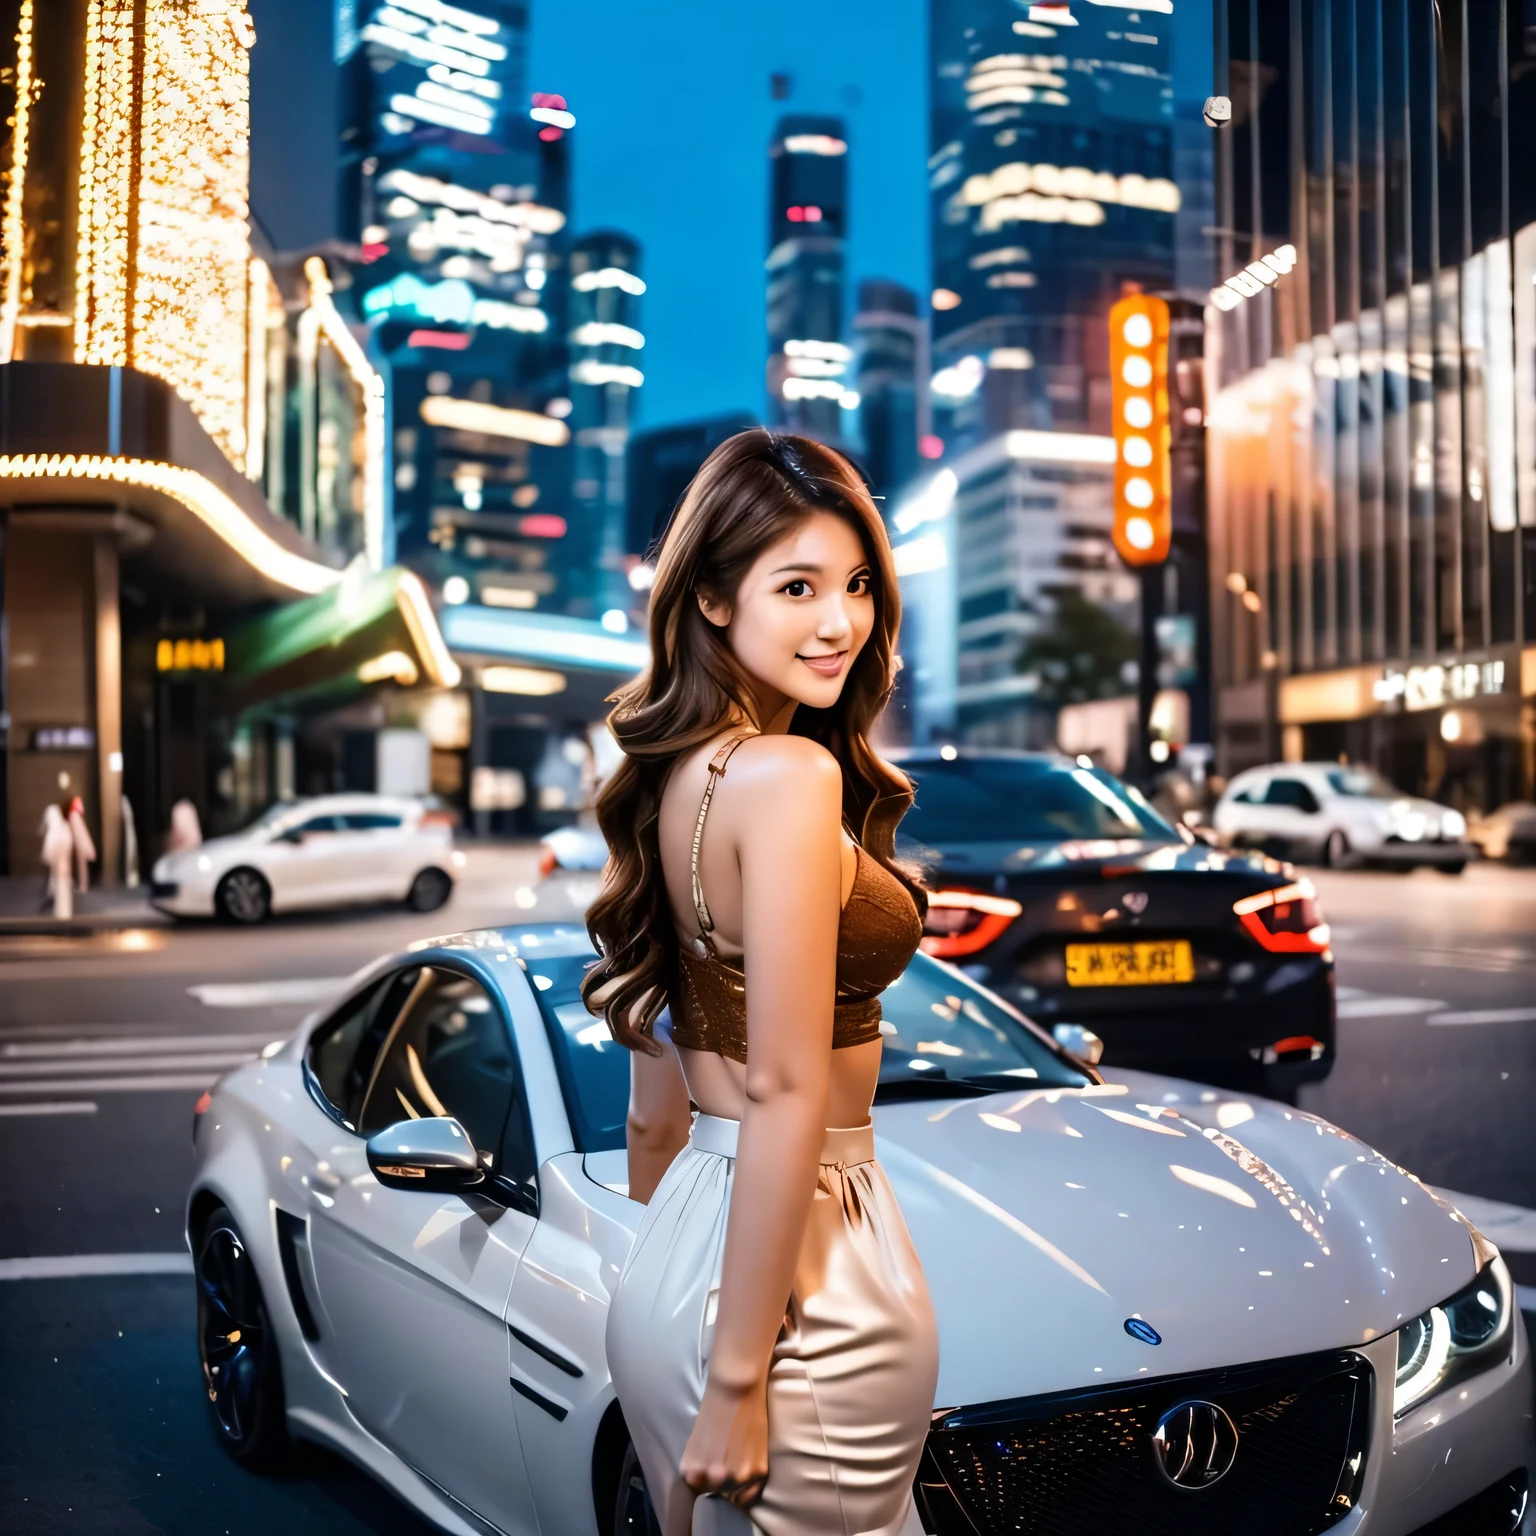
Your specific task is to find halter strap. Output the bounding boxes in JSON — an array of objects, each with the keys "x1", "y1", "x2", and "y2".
[{"x1": 690, "y1": 733, "x2": 755, "y2": 957}]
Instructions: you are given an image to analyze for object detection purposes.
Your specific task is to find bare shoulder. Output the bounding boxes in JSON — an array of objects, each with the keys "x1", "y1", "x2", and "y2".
[{"x1": 724, "y1": 734, "x2": 841, "y2": 802}]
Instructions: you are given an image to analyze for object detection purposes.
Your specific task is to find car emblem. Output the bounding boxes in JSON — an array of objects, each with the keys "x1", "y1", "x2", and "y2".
[
  {"x1": 1124, "y1": 1317, "x2": 1161, "y2": 1345},
  {"x1": 1123, "y1": 891, "x2": 1149, "y2": 914},
  {"x1": 1150, "y1": 1401, "x2": 1240, "y2": 1490}
]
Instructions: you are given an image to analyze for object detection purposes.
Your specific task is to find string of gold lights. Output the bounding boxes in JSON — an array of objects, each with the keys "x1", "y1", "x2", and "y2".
[
  {"x1": 0, "y1": 453, "x2": 342, "y2": 596},
  {"x1": 0, "y1": 0, "x2": 37, "y2": 363}
]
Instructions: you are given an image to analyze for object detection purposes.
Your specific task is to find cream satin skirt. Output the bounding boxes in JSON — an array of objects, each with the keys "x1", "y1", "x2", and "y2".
[{"x1": 606, "y1": 1114, "x2": 938, "y2": 1536}]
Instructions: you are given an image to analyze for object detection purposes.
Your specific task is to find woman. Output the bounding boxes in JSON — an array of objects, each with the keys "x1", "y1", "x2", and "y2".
[{"x1": 584, "y1": 431, "x2": 936, "y2": 1536}]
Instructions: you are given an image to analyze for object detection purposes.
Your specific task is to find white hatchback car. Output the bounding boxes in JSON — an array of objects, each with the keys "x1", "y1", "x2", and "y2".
[
  {"x1": 186, "y1": 923, "x2": 1532, "y2": 1536},
  {"x1": 151, "y1": 794, "x2": 457, "y2": 923},
  {"x1": 1214, "y1": 764, "x2": 1471, "y2": 872}
]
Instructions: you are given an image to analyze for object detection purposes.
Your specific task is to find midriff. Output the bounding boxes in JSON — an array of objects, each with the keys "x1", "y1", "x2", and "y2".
[{"x1": 677, "y1": 1034, "x2": 884, "y2": 1127}]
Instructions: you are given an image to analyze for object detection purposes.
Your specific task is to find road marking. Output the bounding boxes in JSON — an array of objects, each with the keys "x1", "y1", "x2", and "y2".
[
  {"x1": 1428, "y1": 1007, "x2": 1536, "y2": 1026},
  {"x1": 0, "y1": 1032, "x2": 278, "y2": 1058},
  {"x1": 0, "y1": 1252, "x2": 192, "y2": 1281},
  {"x1": 1336, "y1": 992, "x2": 1444, "y2": 1019},
  {"x1": 0, "y1": 1101, "x2": 97, "y2": 1117},
  {"x1": 0, "y1": 1053, "x2": 259, "y2": 1079},
  {"x1": 0, "y1": 1074, "x2": 230, "y2": 1095},
  {"x1": 188, "y1": 978, "x2": 346, "y2": 1008}
]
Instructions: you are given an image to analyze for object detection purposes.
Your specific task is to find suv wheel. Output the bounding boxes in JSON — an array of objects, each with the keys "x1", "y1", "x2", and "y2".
[
  {"x1": 195, "y1": 1205, "x2": 289, "y2": 1468},
  {"x1": 216, "y1": 868, "x2": 271, "y2": 924}
]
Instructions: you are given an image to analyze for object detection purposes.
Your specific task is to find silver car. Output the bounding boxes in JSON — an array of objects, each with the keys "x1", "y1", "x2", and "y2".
[{"x1": 187, "y1": 922, "x2": 1532, "y2": 1535}]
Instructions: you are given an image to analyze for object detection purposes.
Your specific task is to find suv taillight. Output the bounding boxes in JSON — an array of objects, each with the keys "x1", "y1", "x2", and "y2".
[
  {"x1": 919, "y1": 890, "x2": 1023, "y2": 959},
  {"x1": 1233, "y1": 880, "x2": 1331, "y2": 953}
]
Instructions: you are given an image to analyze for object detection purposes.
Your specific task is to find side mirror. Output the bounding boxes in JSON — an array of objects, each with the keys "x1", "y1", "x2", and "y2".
[
  {"x1": 1052, "y1": 1023, "x2": 1105, "y2": 1068},
  {"x1": 366, "y1": 1116, "x2": 485, "y2": 1192},
  {"x1": 279, "y1": 827, "x2": 305, "y2": 844}
]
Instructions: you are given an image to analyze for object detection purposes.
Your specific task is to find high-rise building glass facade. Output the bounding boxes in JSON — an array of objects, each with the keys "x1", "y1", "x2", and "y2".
[
  {"x1": 340, "y1": 0, "x2": 575, "y2": 614},
  {"x1": 767, "y1": 115, "x2": 852, "y2": 443},
  {"x1": 1206, "y1": 0, "x2": 1536, "y2": 814},
  {"x1": 568, "y1": 232, "x2": 644, "y2": 617},
  {"x1": 928, "y1": 0, "x2": 1179, "y2": 446},
  {"x1": 852, "y1": 280, "x2": 929, "y2": 499}
]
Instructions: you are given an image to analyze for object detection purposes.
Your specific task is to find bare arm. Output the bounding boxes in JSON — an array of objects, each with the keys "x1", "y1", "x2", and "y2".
[
  {"x1": 679, "y1": 737, "x2": 840, "y2": 1503},
  {"x1": 627, "y1": 1038, "x2": 691, "y2": 1204}
]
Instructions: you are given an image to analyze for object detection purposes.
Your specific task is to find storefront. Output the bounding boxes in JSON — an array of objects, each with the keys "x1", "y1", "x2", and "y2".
[{"x1": 1275, "y1": 650, "x2": 1536, "y2": 814}]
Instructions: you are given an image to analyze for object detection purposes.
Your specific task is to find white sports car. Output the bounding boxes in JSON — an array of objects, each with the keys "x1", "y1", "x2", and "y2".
[
  {"x1": 186, "y1": 922, "x2": 1532, "y2": 1536},
  {"x1": 151, "y1": 794, "x2": 460, "y2": 923}
]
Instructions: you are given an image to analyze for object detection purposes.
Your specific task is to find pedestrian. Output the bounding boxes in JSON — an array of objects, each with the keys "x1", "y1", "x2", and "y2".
[
  {"x1": 67, "y1": 797, "x2": 97, "y2": 895},
  {"x1": 167, "y1": 798, "x2": 203, "y2": 854},
  {"x1": 41, "y1": 804, "x2": 75, "y2": 919}
]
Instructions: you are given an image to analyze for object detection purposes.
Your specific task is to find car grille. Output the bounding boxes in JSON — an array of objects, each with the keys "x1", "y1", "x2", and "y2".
[{"x1": 916, "y1": 1350, "x2": 1370, "y2": 1536}]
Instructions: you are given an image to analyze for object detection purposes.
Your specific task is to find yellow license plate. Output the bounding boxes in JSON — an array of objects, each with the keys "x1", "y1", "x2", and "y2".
[{"x1": 1064, "y1": 939, "x2": 1194, "y2": 987}]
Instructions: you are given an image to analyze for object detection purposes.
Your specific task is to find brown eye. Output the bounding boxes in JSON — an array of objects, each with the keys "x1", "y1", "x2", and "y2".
[
  {"x1": 783, "y1": 579, "x2": 810, "y2": 598},
  {"x1": 848, "y1": 572, "x2": 872, "y2": 596}
]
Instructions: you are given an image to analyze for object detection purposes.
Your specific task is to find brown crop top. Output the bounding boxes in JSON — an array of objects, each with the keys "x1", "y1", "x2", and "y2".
[{"x1": 669, "y1": 734, "x2": 923, "y2": 1065}]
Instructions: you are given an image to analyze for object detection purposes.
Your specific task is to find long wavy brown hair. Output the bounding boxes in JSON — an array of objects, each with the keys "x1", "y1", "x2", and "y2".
[{"x1": 581, "y1": 429, "x2": 924, "y2": 1052}]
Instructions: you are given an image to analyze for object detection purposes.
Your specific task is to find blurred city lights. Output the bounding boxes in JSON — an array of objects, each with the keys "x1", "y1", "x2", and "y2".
[{"x1": 442, "y1": 575, "x2": 470, "y2": 605}]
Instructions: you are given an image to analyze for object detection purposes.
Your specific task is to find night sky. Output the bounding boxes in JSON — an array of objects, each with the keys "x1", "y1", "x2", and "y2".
[{"x1": 249, "y1": 1, "x2": 1211, "y2": 433}]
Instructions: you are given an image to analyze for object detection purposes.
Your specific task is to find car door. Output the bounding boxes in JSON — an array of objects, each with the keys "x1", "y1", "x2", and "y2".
[
  {"x1": 338, "y1": 811, "x2": 412, "y2": 900},
  {"x1": 298, "y1": 963, "x2": 541, "y2": 1534},
  {"x1": 1263, "y1": 776, "x2": 1324, "y2": 857},
  {"x1": 265, "y1": 812, "x2": 350, "y2": 908}
]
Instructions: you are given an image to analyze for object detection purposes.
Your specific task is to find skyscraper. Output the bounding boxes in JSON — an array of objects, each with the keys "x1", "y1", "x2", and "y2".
[
  {"x1": 928, "y1": 0, "x2": 1179, "y2": 445},
  {"x1": 568, "y1": 232, "x2": 645, "y2": 617},
  {"x1": 766, "y1": 115, "x2": 852, "y2": 443},
  {"x1": 340, "y1": 0, "x2": 575, "y2": 613},
  {"x1": 851, "y1": 279, "x2": 929, "y2": 499},
  {"x1": 1205, "y1": 0, "x2": 1536, "y2": 814}
]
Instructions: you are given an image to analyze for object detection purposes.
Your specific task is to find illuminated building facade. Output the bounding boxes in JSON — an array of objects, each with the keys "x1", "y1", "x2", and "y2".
[
  {"x1": 1205, "y1": 0, "x2": 1536, "y2": 814},
  {"x1": 767, "y1": 115, "x2": 853, "y2": 443},
  {"x1": 567, "y1": 232, "x2": 644, "y2": 619},
  {"x1": 928, "y1": 0, "x2": 1178, "y2": 446},
  {"x1": 0, "y1": 2, "x2": 461, "y2": 875},
  {"x1": 340, "y1": 0, "x2": 577, "y2": 616},
  {"x1": 913, "y1": 0, "x2": 1176, "y2": 746},
  {"x1": 851, "y1": 279, "x2": 929, "y2": 500}
]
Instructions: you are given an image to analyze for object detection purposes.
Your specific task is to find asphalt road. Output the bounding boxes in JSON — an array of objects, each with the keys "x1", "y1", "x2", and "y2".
[{"x1": 1, "y1": 852, "x2": 1532, "y2": 1534}]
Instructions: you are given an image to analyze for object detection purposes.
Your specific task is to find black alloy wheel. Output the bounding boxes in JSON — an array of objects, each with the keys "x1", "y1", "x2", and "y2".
[
  {"x1": 196, "y1": 1206, "x2": 288, "y2": 1467},
  {"x1": 216, "y1": 868, "x2": 271, "y2": 924},
  {"x1": 613, "y1": 1440, "x2": 662, "y2": 1536},
  {"x1": 406, "y1": 867, "x2": 453, "y2": 912}
]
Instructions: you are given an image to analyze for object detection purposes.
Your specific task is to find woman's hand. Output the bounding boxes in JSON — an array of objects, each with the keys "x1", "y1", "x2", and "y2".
[{"x1": 679, "y1": 1375, "x2": 770, "y2": 1513}]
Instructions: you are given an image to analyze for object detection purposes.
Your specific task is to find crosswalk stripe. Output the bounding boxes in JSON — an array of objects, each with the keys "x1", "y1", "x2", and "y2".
[
  {"x1": 0, "y1": 1252, "x2": 192, "y2": 1281},
  {"x1": 0, "y1": 1101, "x2": 97, "y2": 1117},
  {"x1": 188, "y1": 978, "x2": 347, "y2": 1008},
  {"x1": 1, "y1": 1033, "x2": 278, "y2": 1058},
  {"x1": 0, "y1": 1074, "x2": 227, "y2": 1095},
  {"x1": 0, "y1": 1052, "x2": 258, "y2": 1079},
  {"x1": 1336, "y1": 994, "x2": 1444, "y2": 1018}
]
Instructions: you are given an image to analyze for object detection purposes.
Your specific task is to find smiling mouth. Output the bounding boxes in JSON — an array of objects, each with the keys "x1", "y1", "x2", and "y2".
[{"x1": 797, "y1": 651, "x2": 848, "y2": 677}]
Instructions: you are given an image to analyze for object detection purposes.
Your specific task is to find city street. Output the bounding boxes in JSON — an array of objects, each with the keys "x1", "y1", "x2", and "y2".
[{"x1": 1, "y1": 851, "x2": 1533, "y2": 1533}]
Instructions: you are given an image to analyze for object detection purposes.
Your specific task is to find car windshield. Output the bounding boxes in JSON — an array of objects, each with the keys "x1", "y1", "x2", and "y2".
[
  {"x1": 1325, "y1": 768, "x2": 1399, "y2": 798},
  {"x1": 522, "y1": 939, "x2": 1090, "y2": 1153},
  {"x1": 898, "y1": 757, "x2": 1177, "y2": 846},
  {"x1": 241, "y1": 802, "x2": 298, "y2": 836}
]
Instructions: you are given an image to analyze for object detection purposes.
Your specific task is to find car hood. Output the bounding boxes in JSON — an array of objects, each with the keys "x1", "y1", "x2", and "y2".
[
  {"x1": 873, "y1": 1068, "x2": 1480, "y2": 1406},
  {"x1": 899, "y1": 835, "x2": 1274, "y2": 881}
]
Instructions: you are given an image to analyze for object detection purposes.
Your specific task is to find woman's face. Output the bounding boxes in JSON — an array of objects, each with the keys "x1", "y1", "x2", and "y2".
[{"x1": 700, "y1": 510, "x2": 876, "y2": 717}]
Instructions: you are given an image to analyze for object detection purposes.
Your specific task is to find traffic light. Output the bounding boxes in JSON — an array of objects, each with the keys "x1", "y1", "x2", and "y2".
[{"x1": 1109, "y1": 293, "x2": 1171, "y2": 566}]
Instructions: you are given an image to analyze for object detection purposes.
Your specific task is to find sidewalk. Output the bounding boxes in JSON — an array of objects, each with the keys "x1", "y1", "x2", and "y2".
[{"x1": 0, "y1": 877, "x2": 164, "y2": 934}]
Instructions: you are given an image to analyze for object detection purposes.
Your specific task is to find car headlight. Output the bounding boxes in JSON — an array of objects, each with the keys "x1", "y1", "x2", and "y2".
[
  {"x1": 1441, "y1": 808, "x2": 1466, "y2": 839},
  {"x1": 1394, "y1": 1257, "x2": 1513, "y2": 1416}
]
